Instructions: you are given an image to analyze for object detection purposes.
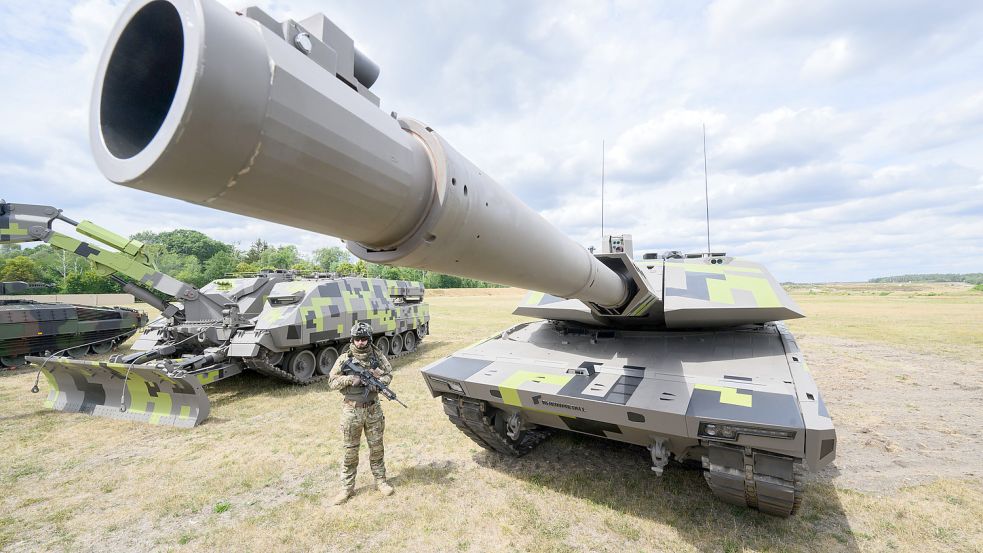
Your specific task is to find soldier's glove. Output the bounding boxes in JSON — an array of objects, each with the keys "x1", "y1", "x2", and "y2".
[
  {"x1": 346, "y1": 376, "x2": 363, "y2": 387},
  {"x1": 370, "y1": 368, "x2": 384, "y2": 378}
]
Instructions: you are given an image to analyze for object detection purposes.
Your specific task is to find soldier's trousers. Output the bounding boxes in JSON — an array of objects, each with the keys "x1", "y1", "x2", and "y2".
[{"x1": 339, "y1": 402, "x2": 386, "y2": 489}]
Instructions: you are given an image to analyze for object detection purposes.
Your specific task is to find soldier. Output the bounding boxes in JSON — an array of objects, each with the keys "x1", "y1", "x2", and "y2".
[{"x1": 328, "y1": 321, "x2": 395, "y2": 505}]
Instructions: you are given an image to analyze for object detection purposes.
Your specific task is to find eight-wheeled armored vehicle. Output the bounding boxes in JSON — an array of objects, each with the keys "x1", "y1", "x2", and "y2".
[
  {"x1": 84, "y1": 0, "x2": 834, "y2": 514},
  {"x1": 0, "y1": 281, "x2": 146, "y2": 368},
  {"x1": 0, "y1": 201, "x2": 428, "y2": 426}
]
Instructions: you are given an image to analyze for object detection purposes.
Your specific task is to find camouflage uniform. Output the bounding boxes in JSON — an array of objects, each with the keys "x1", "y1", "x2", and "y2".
[{"x1": 327, "y1": 342, "x2": 393, "y2": 496}]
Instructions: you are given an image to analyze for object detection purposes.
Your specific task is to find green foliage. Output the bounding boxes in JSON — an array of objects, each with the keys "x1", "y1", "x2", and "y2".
[
  {"x1": 135, "y1": 229, "x2": 232, "y2": 264},
  {"x1": 291, "y1": 260, "x2": 317, "y2": 272},
  {"x1": 0, "y1": 256, "x2": 44, "y2": 282},
  {"x1": 259, "y1": 245, "x2": 300, "y2": 269},
  {"x1": 313, "y1": 246, "x2": 350, "y2": 271},
  {"x1": 973, "y1": 284, "x2": 983, "y2": 292},
  {"x1": 157, "y1": 252, "x2": 206, "y2": 287},
  {"x1": 243, "y1": 239, "x2": 270, "y2": 264},
  {"x1": 63, "y1": 270, "x2": 121, "y2": 294},
  {"x1": 2, "y1": 226, "x2": 502, "y2": 292},
  {"x1": 335, "y1": 261, "x2": 357, "y2": 276},
  {"x1": 870, "y1": 273, "x2": 983, "y2": 285},
  {"x1": 202, "y1": 251, "x2": 239, "y2": 283},
  {"x1": 234, "y1": 262, "x2": 259, "y2": 274}
]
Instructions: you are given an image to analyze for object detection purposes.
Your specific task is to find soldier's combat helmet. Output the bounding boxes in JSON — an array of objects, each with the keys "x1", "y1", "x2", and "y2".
[{"x1": 351, "y1": 321, "x2": 373, "y2": 340}]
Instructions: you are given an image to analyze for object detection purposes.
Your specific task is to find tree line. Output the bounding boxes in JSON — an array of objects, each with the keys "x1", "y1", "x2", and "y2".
[
  {"x1": 868, "y1": 273, "x2": 983, "y2": 285},
  {"x1": 0, "y1": 229, "x2": 500, "y2": 293}
]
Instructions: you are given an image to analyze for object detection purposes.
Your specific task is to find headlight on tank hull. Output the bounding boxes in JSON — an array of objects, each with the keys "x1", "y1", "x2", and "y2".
[
  {"x1": 430, "y1": 377, "x2": 464, "y2": 394},
  {"x1": 700, "y1": 421, "x2": 796, "y2": 441}
]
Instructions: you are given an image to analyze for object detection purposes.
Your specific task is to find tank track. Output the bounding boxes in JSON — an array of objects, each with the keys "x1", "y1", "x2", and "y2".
[
  {"x1": 242, "y1": 342, "x2": 420, "y2": 385},
  {"x1": 702, "y1": 443, "x2": 804, "y2": 517},
  {"x1": 243, "y1": 356, "x2": 330, "y2": 386},
  {"x1": 441, "y1": 395, "x2": 552, "y2": 456}
]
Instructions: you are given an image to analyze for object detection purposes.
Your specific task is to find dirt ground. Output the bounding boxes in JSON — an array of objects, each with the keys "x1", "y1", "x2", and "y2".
[{"x1": 802, "y1": 334, "x2": 982, "y2": 492}]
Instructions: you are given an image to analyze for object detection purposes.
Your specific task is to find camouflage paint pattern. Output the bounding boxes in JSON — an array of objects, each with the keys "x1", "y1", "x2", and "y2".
[
  {"x1": 662, "y1": 257, "x2": 804, "y2": 327},
  {"x1": 0, "y1": 301, "x2": 146, "y2": 358},
  {"x1": 27, "y1": 357, "x2": 209, "y2": 428},
  {"x1": 254, "y1": 277, "x2": 429, "y2": 351},
  {"x1": 515, "y1": 257, "x2": 802, "y2": 328},
  {"x1": 422, "y1": 320, "x2": 835, "y2": 472}
]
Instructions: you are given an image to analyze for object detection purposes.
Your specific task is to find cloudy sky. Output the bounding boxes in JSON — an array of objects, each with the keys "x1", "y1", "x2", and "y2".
[{"x1": 2, "y1": 0, "x2": 981, "y2": 282}]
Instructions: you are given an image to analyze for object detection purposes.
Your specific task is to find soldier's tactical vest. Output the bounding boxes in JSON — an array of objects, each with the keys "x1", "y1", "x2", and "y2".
[{"x1": 342, "y1": 345, "x2": 382, "y2": 403}]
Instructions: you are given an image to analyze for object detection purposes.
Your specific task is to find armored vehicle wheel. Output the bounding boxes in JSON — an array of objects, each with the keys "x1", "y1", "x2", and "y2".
[
  {"x1": 267, "y1": 350, "x2": 285, "y2": 367},
  {"x1": 416, "y1": 323, "x2": 428, "y2": 340},
  {"x1": 67, "y1": 345, "x2": 90, "y2": 358},
  {"x1": 391, "y1": 333, "x2": 403, "y2": 355},
  {"x1": 340, "y1": 343, "x2": 350, "y2": 355},
  {"x1": 402, "y1": 331, "x2": 416, "y2": 353},
  {"x1": 374, "y1": 336, "x2": 390, "y2": 355},
  {"x1": 285, "y1": 349, "x2": 316, "y2": 381},
  {"x1": 1, "y1": 356, "x2": 27, "y2": 367},
  {"x1": 315, "y1": 346, "x2": 339, "y2": 375},
  {"x1": 91, "y1": 340, "x2": 114, "y2": 355}
]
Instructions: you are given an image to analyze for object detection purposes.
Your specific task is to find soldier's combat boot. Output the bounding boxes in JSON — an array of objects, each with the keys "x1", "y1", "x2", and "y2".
[
  {"x1": 376, "y1": 479, "x2": 395, "y2": 496},
  {"x1": 332, "y1": 488, "x2": 354, "y2": 505}
]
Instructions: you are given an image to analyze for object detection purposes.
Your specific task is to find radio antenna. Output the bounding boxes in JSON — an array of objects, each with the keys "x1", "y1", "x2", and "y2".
[
  {"x1": 601, "y1": 139, "x2": 605, "y2": 246},
  {"x1": 703, "y1": 123, "x2": 711, "y2": 255}
]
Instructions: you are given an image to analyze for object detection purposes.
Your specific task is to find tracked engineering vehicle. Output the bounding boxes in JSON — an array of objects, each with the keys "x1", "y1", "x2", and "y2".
[
  {"x1": 0, "y1": 281, "x2": 146, "y2": 368},
  {"x1": 86, "y1": 0, "x2": 834, "y2": 514},
  {"x1": 0, "y1": 201, "x2": 428, "y2": 427}
]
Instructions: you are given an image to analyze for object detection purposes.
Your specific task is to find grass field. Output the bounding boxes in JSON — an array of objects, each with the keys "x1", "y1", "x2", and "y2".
[{"x1": 1, "y1": 283, "x2": 981, "y2": 552}]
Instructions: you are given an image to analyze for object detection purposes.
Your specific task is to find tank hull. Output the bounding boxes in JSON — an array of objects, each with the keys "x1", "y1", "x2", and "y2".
[
  {"x1": 422, "y1": 319, "x2": 835, "y2": 516},
  {"x1": 0, "y1": 301, "x2": 146, "y2": 364}
]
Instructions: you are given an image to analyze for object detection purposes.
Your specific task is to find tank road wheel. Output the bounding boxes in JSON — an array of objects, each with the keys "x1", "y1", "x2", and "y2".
[
  {"x1": 1, "y1": 356, "x2": 28, "y2": 368},
  {"x1": 402, "y1": 331, "x2": 417, "y2": 353},
  {"x1": 390, "y1": 333, "x2": 403, "y2": 355},
  {"x1": 66, "y1": 345, "x2": 90, "y2": 358},
  {"x1": 285, "y1": 350, "x2": 317, "y2": 382},
  {"x1": 315, "y1": 346, "x2": 339, "y2": 376},
  {"x1": 374, "y1": 335, "x2": 390, "y2": 356},
  {"x1": 266, "y1": 350, "x2": 285, "y2": 367},
  {"x1": 416, "y1": 323, "x2": 429, "y2": 341},
  {"x1": 90, "y1": 340, "x2": 114, "y2": 355}
]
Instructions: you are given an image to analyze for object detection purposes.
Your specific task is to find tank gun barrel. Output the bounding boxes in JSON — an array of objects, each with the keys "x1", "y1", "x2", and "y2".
[{"x1": 89, "y1": 0, "x2": 630, "y2": 309}]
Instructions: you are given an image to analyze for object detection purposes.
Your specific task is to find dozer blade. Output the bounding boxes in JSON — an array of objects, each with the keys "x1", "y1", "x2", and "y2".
[{"x1": 25, "y1": 357, "x2": 210, "y2": 428}]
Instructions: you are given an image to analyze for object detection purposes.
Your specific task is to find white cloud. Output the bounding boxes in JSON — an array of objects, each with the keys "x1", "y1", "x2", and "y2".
[
  {"x1": 801, "y1": 38, "x2": 860, "y2": 81},
  {"x1": 0, "y1": 0, "x2": 981, "y2": 283}
]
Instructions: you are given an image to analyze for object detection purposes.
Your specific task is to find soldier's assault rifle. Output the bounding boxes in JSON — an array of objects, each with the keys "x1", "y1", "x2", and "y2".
[{"x1": 341, "y1": 358, "x2": 408, "y2": 408}]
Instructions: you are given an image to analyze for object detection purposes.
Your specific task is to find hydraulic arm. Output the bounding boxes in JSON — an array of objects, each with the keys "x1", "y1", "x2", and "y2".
[{"x1": 0, "y1": 200, "x2": 218, "y2": 318}]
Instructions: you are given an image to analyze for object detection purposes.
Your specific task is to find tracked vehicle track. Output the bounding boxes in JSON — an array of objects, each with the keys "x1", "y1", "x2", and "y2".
[
  {"x1": 243, "y1": 343, "x2": 420, "y2": 385},
  {"x1": 441, "y1": 395, "x2": 552, "y2": 456},
  {"x1": 702, "y1": 443, "x2": 804, "y2": 516}
]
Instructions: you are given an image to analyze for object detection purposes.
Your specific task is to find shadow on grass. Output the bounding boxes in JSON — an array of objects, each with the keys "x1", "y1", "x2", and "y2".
[
  {"x1": 474, "y1": 432, "x2": 859, "y2": 552},
  {"x1": 0, "y1": 366, "x2": 38, "y2": 377},
  {"x1": 0, "y1": 408, "x2": 60, "y2": 423},
  {"x1": 389, "y1": 461, "x2": 457, "y2": 488}
]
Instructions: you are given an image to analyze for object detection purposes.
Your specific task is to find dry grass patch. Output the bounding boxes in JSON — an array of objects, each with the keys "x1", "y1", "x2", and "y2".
[{"x1": 0, "y1": 288, "x2": 981, "y2": 552}]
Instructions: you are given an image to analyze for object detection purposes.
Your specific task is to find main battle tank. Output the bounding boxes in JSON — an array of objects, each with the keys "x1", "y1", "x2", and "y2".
[
  {"x1": 0, "y1": 281, "x2": 146, "y2": 367},
  {"x1": 86, "y1": 0, "x2": 835, "y2": 515}
]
